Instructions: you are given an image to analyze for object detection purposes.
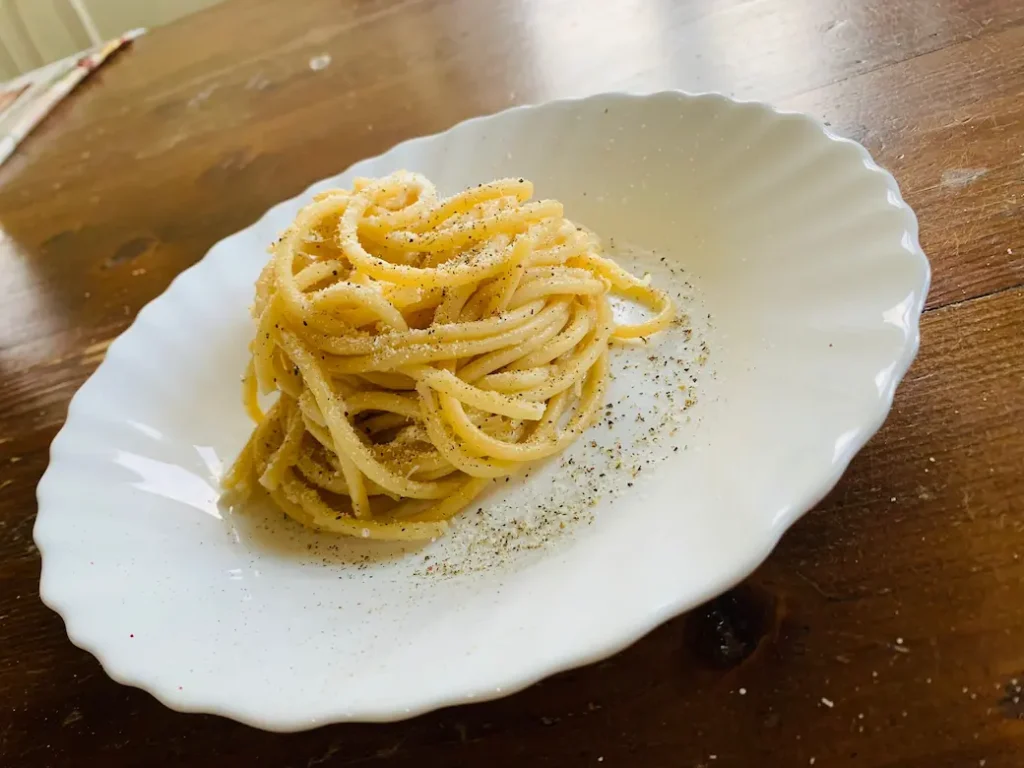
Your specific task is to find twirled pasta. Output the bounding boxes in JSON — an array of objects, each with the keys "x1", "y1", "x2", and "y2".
[{"x1": 223, "y1": 172, "x2": 674, "y2": 540}]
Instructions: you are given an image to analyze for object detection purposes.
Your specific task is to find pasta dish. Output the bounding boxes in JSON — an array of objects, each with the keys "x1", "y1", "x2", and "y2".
[{"x1": 224, "y1": 172, "x2": 673, "y2": 540}]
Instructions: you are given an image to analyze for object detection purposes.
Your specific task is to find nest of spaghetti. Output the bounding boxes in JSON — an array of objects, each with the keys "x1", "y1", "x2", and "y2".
[{"x1": 223, "y1": 172, "x2": 674, "y2": 540}]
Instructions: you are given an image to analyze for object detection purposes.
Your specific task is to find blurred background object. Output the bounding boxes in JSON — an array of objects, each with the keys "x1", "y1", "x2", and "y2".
[{"x1": 0, "y1": 0, "x2": 224, "y2": 79}]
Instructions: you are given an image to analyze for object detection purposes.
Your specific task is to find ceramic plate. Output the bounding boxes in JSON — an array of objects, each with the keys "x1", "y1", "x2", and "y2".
[{"x1": 35, "y1": 91, "x2": 929, "y2": 730}]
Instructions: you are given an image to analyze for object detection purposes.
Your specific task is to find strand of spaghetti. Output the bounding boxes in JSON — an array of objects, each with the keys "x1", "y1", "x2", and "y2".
[
  {"x1": 528, "y1": 389, "x2": 571, "y2": 441},
  {"x1": 345, "y1": 391, "x2": 422, "y2": 420},
  {"x1": 337, "y1": 446, "x2": 370, "y2": 518},
  {"x1": 505, "y1": 299, "x2": 596, "y2": 371},
  {"x1": 507, "y1": 273, "x2": 607, "y2": 309},
  {"x1": 270, "y1": 350, "x2": 303, "y2": 398},
  {"x1": 454, "y1": 304, "x2": 573, "y2": 382},
  {"x1": 459, "y1": 234, "x2": 561, "y2": 319},
  {"x1": 304, "y1": 298, "x2": 545, "y2": 356},
  {"x1": 433, "y1": 283, "x2": 476, "y2": 325},
  {"x1": 301, "y1": 412, "x2": 337, "y2": 450},
  {"x1": 360, "y1": 412, "x2": 412, "y2": 435},
  {"x1": 356, "y1": 371, "x2": 417, "y2": 390},
  {"x1": 404, "y1": 476, "x2": 492, "y2": 523},
  {"x1": 361, "y1": 177, "x2": 531, "y2": 236},
  {"x1": 458, "y1": 282, "x2": 500, "y2": 322},
  {"x1": 252, "y1": 300, "x2": 281, "y2": 395},
  {"x1": 516, "y1": 300, "x2": 614, "y2": 402},
  {"x1": 225, "y1": 399, "x2": 285, "y2": 494},
  {"x1": 390, "y1": 450, "x2": 452, "y2": 477},
  {"x1": 250, "y1": 400, "x2": 284, "y2": 459},
  {"x1": 441, "y1": 353, "x2": 608, "y2": 461},
  {"x1": 295, "y1": 451, "x2": 398, "y2": 498},
  {"x1": 342, "y1": 212, "x2": 525, "y2": 288},
  {"x1": 483, "y1": 222, "x2": 559, "y2": 317},
  {"x1": 276, "y1": 473, "x2": 447, "y2": 540},
  {"x1": 476, "y1": 366, "x2": 552, "y2": 392},
  {"x1": 347, "y1": 270, "x2": 372, "y2": 286},
  {"x1": 300, "y1": 366, "x2": 353, "y2": 427},
  {"x1": 273, "y1": 200, "x2": 409, "y2": 333},
  {"x1": 480, "y1": 419, "x2": 526, "y2": 443},
  {"x1": 273, "y1": 196, "x2": 348, "y2": 295},
  {"x1": 276, "y1": 328, "x2": 461, "y2": 500},
  {"x1": 437, "y1": 394, "x2": 554, "y2": 461},
  {"x1": 294, "y1": 259, "x2": 345, "y2": 290},
  {"x1": 411, "y1": 366, "x2": 546, "y2": 420},
  {"x1": 609, "y1": 285, "x2": 675, "y2": 338},
  {"x1": 379, "y1": 200, "x2": 563, "y2": 254},
  {"x1": 576, "y1": 253, "x2": 675, "y2": 338},
  {"x1": 352, "y1": 171, "x2": 436, "y2": 222},
  {"x1": 259, "y1": 399, "x2": 305, "y2": 490},
  {"x1": 417, "y1": 385, "x2": 517, "y2": 477},
  {"x1": 311, "y1": 188, "x2": 352, "y2": 203},
  {"x1": 293, "y1": 395, "x2": 372, "y2": 515},
  {"x1": 241, "y1": 359, "x2": 263, "y2": 422},
  {"x1": 252, "y1": 266, "x2": 275, "y2": 317},
  {"x1": 325, "y1": 300, "x2": 571, "y2": 374},
  {"x1": 380, "y1": 284, "x2": 429, "y2": 309},
  {"x1": 414, "y1": 464, "x2": 461, "y2": 481},
  {"x1": 383, "y1": 422, "x2": 432, "y2": 448},
  {"x1": 304, "y1": 281, "x2": 409, "y2": 332},
  {"x1": 522, "y1": 265, "x2": 598, "y2": 282},
  {"x1": 249, "y1": 427, "x2": 284, "y2": 481},
  {"x1": 222, "y1": 438, "x2": 254, "y2": 495},
  {"x1": 470, "y1": 411, "x2": 523, "y2": 434},
  {"x1": 296, "y1": 390, "x2": 326, "y2": 427},
  {"x1": 395, "y1": 286, "x2": 445, "y2": 314},
  {"x1": 525, "y1": 228, "x2": 589, "y2": 268},
  {"x1": 340, "y1": 183, "x2": 560, "y2": 284},
  {"x1": 299, "y1": 408, "x2": 418, "y2": 507},
  {"x1": 307, "y1": 307, "x2": 380, "y2": 331}
]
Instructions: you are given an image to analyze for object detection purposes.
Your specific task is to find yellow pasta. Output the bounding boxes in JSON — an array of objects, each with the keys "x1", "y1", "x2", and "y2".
[{"x1": 224, "y1": 171, "x2": 674, "y2": 540}]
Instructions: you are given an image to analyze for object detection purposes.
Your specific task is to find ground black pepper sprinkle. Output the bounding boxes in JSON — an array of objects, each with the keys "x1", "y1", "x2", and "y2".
[{"x1": 396, "y1": 239, "x2": 714, "y2": 580}]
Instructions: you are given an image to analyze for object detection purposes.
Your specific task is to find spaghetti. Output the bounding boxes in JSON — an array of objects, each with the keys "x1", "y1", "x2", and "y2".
[{"x1": 223, "y1": 172, "x2": 674, "y2": 540}]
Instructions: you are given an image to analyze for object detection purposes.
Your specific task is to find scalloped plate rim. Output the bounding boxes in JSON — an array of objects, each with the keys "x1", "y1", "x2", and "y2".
[{"x1": 34, "y1": 90, "x2": 930, "y2": 730}]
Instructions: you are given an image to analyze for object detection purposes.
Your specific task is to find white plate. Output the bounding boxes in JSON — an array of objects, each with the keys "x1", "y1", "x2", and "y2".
[{"x1": 35, "y1": 91, "x2": 929, "y2": 730}]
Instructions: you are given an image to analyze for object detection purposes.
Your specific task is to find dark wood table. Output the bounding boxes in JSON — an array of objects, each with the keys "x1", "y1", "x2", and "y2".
[{"x1": 2, "y1": 0, "x2": 1022, "y2": 765}]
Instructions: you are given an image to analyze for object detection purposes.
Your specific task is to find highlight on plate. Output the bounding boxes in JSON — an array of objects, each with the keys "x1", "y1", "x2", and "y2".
[{"x1": 223, "y1": 171, "x2": 675, "y2": 540}]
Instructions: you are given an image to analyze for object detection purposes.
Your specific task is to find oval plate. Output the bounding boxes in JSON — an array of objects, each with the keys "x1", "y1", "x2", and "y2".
[{"x1": 35, "y1": 91, "x2": 929, "y2": 730}]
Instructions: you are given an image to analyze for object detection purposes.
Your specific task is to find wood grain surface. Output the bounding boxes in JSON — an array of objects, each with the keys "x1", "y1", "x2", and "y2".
[{"x1": 1, "y1": 0, "x2": 1022, "y2": 765}]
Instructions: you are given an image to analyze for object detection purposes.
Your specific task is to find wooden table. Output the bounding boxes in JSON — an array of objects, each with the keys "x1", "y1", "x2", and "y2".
[{"x1": 1, "y1": 0, "x2": 1022, "y2": 765}]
